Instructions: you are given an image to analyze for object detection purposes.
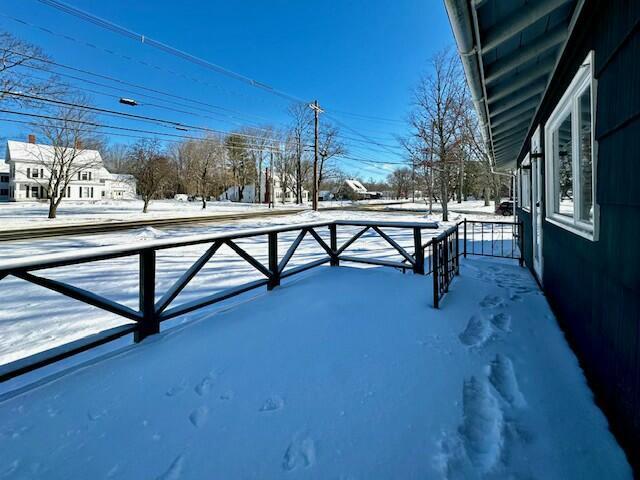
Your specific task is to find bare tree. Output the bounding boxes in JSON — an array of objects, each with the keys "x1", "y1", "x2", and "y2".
[
  {"x1": 225, "y1": 133, "x2": 255, "y2": 202},
  {"x1": 0, "y1": 32, "x2": 66, "y2": 105},
  {"x1": 244, "y1": 126, "x2": 274, "y2": 203},
  {"x1": 182, "y1": 135, "x2": 225, "y2": 209},
  {"x1": 21, "y1": 101, "x2": 101, "y2": 219},
  {"x1": 409, "y1": 48, "x2": 468, "y2": 221},
  {"x1": 317, "y1": 123, "x2": 346, "y2": 189},
  {"x1": 287, "y1": 103, "x2": 312, "y2": 204},
  {"x1": 388, "y1": 167, "x2": 413, "y2": 199},
  {"x1": 103, "y1": 143, "x2": 130, "y2": 173},
  {"x1": 273, "y1": 132, "x2": 298, "y2": 204},
  {"x1": 127, "y1": 139, "x2": 172, "y2": 213}
]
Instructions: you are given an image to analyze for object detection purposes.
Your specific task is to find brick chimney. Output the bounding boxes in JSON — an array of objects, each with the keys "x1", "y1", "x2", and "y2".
[{"x1": 28, "y1": 134, "x2": 36, "y2": 144}]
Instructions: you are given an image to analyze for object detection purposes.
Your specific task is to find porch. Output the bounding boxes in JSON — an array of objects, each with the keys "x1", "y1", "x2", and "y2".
[{"x1": 0, "y1": 258, "x2": 630, "y2": 478}]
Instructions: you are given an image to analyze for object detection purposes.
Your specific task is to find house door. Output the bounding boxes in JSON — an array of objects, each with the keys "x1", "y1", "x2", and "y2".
[{"x1": 531, "y1": 127, "x2": 543, "y2": 282}]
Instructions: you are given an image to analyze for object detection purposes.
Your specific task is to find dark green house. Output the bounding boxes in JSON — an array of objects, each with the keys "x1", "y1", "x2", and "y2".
[{"x1": 445, "y1": 0, "x2": 640, "y2": 470}]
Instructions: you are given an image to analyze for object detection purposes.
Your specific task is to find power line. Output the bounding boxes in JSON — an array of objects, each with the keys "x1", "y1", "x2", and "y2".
[
  {"x1": 2, "y1": 42, "x2": 407, "y2": 158},
  {"x1": 35, "y1": 0, "x2": 309, "y2": 105},
  {"x1": 0, "y1": 109, "x2": 277, "y2": 150},
  {"x1": 0, "y1": 12, "x2": 277, "y2": 113},
  {"x1": 327, "y1": 109, "x2": 406, "y2": 125},
  {"x1": 1, "y1": 46, "x2": 275, "y2": 125},
  {"x1": 4, "y1": 9, "x2": 409, "y2": 150},
  {"x1": 10, "y1": 71, "x2": 278, "y2": 133},
  {"x1": 2, "y1": 91, "x2": 286, "y2": 144}
]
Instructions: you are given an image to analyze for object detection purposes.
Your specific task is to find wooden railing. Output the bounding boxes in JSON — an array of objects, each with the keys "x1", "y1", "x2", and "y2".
[
  {"x1": 0, "y1": 218, "x2": 524, "y2": 382},
  {"x1": 0, "y1": 219, "x2": 437, "y2": 382}
]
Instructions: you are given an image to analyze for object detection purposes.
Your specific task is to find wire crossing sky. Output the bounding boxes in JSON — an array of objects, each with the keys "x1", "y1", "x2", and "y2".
[{"x1": 0, "y1": 0, "x2": 453, "y2": 180}]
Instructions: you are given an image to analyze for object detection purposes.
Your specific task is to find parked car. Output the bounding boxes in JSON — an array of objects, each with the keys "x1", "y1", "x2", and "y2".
[{"x1": 495, "y1": 200, "x2": 514, "y2": 216}]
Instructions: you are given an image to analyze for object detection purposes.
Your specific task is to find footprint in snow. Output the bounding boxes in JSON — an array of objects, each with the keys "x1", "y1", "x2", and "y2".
[
  {"x1": 460, "y1": 377, "x2": 504, "y2": 472},
  {"x1": 489, "y1": 312, "x2": 511, "y2": 332},
  {"x1": 459, "y1": 315, "x2": 491, "y2": 347},
  {"x1": 189, "y1": 406, "x2": 209, "y2": 428},
  {"x1": 156, "y1": 454, "x2": 185, "y2": 480},
  {"x1": 194, "y1": 372, "x2": 217, "y2": 396},
  {"x1": 219, "y1": 390, "x2": 234, "y2": 401},
  {"x1": 165, "y1": 381, "x2": 187, "y2": 397},
  {"x1": 489, "y1": 354, "x2": 525, "y2": 408},
  {"x1": 260, "y1": 396, "x2": 284, "y2": 412},
  {"x1": 479, "y1": 295, "x2": 505, "y2": 308},
  {"x1": 282, "y1": 434, "x2": 316, "y2": 472}
]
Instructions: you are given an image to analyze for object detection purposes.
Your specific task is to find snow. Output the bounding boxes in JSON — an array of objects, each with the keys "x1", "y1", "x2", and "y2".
[
  {"x1": 0, "y1": 199, "x2": 281, "y2": 229},
  {"x1": 0, "y1": 198, "x2": 413, "y2": 229},
  {"x1": 385, "y1": 200, "x2": 506, "y2": 216},
  {"x1": 0, "y1": 259, "x2": 631, "y2": 478}
]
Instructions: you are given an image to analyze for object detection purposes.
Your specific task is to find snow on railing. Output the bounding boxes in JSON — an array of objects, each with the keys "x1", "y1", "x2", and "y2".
[
  {"x1": 0, "y1": 219, "x2": 437, "y2": 382},
  {"x1": 0, "y1": 218, "x2": 523, "y2": 382}
]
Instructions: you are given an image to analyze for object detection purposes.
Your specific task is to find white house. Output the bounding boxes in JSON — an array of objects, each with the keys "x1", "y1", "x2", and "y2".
[
  {"x1": 335, "y1": 179, "x2": 382, "y2": 200},
  {"x1": 0, "y1": 160, "x2": 9, "y2": 201},
  {"x1": 99, "y1": 167, "x2": 137, "y2": 200},
  {"x1": 4, "y1": 137, "x2": 136, "y2": 202},
  {"x1": 220, "y1": 171, "x2": 309, "y2": 204}
]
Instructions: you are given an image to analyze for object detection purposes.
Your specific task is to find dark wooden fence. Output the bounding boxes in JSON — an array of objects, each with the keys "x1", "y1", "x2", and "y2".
[
  {"x1": 0, "y1": 220, "x2": 437, "y2": 382},
  {"x1": 0, "y1": 218, "x2": 523, "y2": 382}
]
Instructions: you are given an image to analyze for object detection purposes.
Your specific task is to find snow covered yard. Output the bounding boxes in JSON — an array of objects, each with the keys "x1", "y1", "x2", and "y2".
[
  {"x1": 385, "y1": 200, "x2": 508, "y2": 219},
  {"x1": 0, "y1": 260, "x2": 631, "y2": 479},
  {"x1": 0, "y1": 199, "x2": 407, "y2": 229},
  {"x1": 0, "y1": 199, "x2": 281, "y2": 229}
]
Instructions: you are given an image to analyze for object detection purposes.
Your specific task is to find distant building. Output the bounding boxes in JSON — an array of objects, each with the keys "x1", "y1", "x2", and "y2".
[
  {"x1": 220, "y1": 171, "x2": 309, "y2": 204},
  {"x1": 335, "y1": 179, "x2": 382, "y2": 200},
  {"x1": 0, "y1": 160, "x2": 9, "y2": 201},
  {"x1": 3, "y1": 137, "x2": 136, "y2": 202},
  {"x1": 99, "y1": 167, "x2": 137, "y2": 200}
]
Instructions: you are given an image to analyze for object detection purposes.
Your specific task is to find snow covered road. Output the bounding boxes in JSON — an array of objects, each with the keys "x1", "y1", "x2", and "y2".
[{"x1": 0, "y1": 260, "x2": 631, "y2": 478}]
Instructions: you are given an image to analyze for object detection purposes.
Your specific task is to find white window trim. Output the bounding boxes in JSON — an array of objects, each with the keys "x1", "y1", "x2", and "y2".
[
  {"x1": 520, "y1": 155, "x2": 531, "y2": 212},
  {"x1": 544, "y1": 51, "x2": 599, "y2": 241}
]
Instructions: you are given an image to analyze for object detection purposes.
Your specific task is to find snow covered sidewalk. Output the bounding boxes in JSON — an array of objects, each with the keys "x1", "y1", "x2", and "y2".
[{"x1": 0, "y1": 260, "x2": 631, "y2": 479}]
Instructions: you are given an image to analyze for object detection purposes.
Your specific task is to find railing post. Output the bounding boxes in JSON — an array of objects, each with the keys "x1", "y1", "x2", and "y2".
[
  {"x1": 268, "y1": 231, "x2": 280, "y2": 290},
  {"x1": 329, "y1": 223, "x2": 339, "y2": 266},
  {"x1": 413, "y1": 227, "x2": 424, "y2": 275},
  {"x1": 518, "y1": 221, "x2": 524, "y2": 267},
  {"x1": 443, "y1": 234, "x2": 450, "y2": 293},
  {"x1": 136, "y1": 248, "x2": 159, "y2": 342},
  {"x1": 463, "y1": 218, "x2": 467, "y2": 258},
  {"x1": 455, "y1": 225, "x2": 460, "y2": 275},
  {"x1": 432, "y1": 237, "x2": 439, "y2": 309}
]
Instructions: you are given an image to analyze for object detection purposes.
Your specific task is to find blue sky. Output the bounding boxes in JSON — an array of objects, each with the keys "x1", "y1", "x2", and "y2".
[{"x1": 1, "y1": 0, "x2": 454, "y2": 180}]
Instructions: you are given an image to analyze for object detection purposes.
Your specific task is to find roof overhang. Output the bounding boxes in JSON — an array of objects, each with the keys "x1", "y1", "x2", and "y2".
[{"x1": 444, "y1": 0, "x2": 579, "y2": 170}]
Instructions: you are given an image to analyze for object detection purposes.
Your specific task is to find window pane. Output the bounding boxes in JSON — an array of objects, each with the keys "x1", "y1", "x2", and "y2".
[
  {"x1": 578, "y1": 86, "x2": 593, "y2": 222},
  {"x1": 554, "y1": 111, "x2": 574, "y2": 217}
]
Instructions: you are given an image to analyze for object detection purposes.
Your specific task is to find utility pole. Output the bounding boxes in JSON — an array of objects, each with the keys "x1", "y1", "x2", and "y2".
[
  {"x1": 269, "y1": 149, "x2": 274, "y2": 208},
  {"x1": 309, "y1": 100, "x2": 323, "y2": 211}
]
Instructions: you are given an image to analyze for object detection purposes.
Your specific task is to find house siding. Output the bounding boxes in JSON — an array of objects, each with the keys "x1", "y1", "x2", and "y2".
[{"x1": 516, "y1": 0, "x2": 640, "y2": 469}]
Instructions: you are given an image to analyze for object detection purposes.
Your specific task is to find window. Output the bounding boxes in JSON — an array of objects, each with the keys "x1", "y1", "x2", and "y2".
[
  {"x1": 545, "y1": 51, "x2": 597, "y2": 240},
  {"x1": 519, "y1": 157, "x2": 531, "y2": 210},
  {"x1": 0, "y1": 189, "x2": 8, "y2": 196},
  {"x1": 0, "y1": 175, "x2": 8, "y2": 183}
]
